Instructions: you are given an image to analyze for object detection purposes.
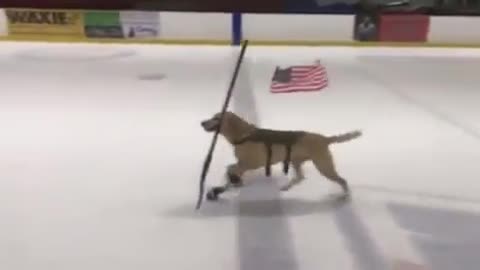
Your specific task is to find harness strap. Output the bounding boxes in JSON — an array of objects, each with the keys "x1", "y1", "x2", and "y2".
[
  {"x1": 283, "y1": 144, "x2": 292, "y2": 174},
  {"x1": 232, "y1": 129, "x2": 303, "y2": 177},
  {"x1": 264, "y1": 143, "x2": 292, "y2": 177},
  {"x1": 264, "y1": 143, "x2": 273, "y2": 176}
]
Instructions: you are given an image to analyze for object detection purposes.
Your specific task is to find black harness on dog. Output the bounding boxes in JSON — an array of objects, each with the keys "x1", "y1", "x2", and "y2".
[{"x1": 233, "y1": 129, "x2": 305, "y2": 176}]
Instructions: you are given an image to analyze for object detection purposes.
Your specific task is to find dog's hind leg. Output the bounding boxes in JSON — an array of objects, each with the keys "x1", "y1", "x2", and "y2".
[
  {"x1": 312, "y1": 151, "x2": 350, "y2": 194},
  {"x1": 280, "y1": 161, "x2": 305, "y2": 191}
]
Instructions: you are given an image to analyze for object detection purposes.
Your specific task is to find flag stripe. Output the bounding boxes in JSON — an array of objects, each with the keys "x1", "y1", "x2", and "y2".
[
  {"x1": 272, "y1": 73, "x2": 327, "y2": 85},
  {"x1": 270, "y1": 63, "x2": 328, "y2": 93},
  {"x1": 271, "y1": 81, "x2": 328, "y2": 90},
  {"x1": 271, "y1": 81, "x2": 328, "y2": 89},
  {"x1": 272, "y1": 78, "x2": 328, "y2": 86}
]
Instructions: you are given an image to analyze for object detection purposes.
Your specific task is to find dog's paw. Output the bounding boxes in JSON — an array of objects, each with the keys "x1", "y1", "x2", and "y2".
[
  {"x1": 227, "y1": 173, "x2": 243, "y2": 186},
  {"x1": 206, "y1": 189, "x2": 219, "y2": 201},
  {"x1": 206, "y1": 186, "x2": 227, "y2": 201}
]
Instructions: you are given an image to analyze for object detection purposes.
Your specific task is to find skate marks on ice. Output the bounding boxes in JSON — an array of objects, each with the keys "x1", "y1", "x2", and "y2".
[
  {"x1": 162, "y1": 180, "x2": 392, "y2": 270},
  {"x1": 162, "y1": 178, "x2": 349, "y2": 270},
  {"x1": 388, "y1": 202, "x2": 480, "y2": 270},
  {"x1": 14, "y1": 46, "x2": 137, "y2": 62},
  {"x1": 354, "y1": 183, "x2": 480, "y2": 205},
  {"x1": 163, "y1": 178, "x2": 349, "y2": 218},
  {"x1": 11, "y1": 43, "x2": 168, "y2": 81},
  {"x1": 391, "y1": 260, "x2": 430, "y2": 270},
  {"x1": 345, "y1": 182, "x2": 480, "y2": 270},
  {"x1": 236, "y1": 179, "x2": 297, "y2": 270},
  {"x1": 333, "y1": 196, "x2": 391, "y2": 270},
  {"x1": 138, "y1": 73, "x2": 167, "y2": 81},
  {"x1": 354, "y1": 56, "x2": 480, "y2": 142}
]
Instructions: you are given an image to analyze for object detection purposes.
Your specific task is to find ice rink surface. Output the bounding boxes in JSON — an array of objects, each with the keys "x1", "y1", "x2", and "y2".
[{"x1": 0, "y1": 41, "x2": 480, "y2": 270}]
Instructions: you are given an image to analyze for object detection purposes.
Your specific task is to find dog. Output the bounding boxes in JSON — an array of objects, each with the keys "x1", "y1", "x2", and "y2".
[{"x1": 200, "y1": 111, "x2": 362, "y2": 200}]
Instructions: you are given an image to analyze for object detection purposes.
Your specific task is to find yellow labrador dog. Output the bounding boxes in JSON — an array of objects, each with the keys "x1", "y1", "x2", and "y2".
[{"x1": 201, "y1": 111, "x2": 361, "y2": 200}]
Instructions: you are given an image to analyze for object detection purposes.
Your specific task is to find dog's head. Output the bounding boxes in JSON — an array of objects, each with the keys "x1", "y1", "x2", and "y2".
[
  {"x1": 201, "y1": 112, "x2": 224, "y2": 132},
  {"x1": 201, "y1": 111, "x2": 253, "y2": 137}
]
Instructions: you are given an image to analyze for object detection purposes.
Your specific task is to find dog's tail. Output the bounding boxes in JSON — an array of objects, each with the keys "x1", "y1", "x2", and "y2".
[{"x1": 327, "y1": 130, "x2": 362, "y2": 144}]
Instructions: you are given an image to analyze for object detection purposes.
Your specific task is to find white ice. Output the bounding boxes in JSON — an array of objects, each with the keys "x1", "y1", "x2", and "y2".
[{"x1": 0, "y1": 41, "x2": 480, "y2": 270}]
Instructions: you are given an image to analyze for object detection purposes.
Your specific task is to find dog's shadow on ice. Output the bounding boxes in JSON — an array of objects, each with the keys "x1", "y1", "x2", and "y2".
[{"x1": 163, "y1": 193, "x2": 351, "y2": 219}]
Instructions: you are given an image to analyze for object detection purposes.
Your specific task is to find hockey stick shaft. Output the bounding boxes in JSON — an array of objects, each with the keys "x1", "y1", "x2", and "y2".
[{"x1": 195, "y1": 40, "x2": 249, "y2": 210}]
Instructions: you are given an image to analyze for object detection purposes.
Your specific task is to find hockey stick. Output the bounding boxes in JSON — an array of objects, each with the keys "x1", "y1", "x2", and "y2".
[{"x1": 195, "y1": 40, "x2": 249, "y2": 210}]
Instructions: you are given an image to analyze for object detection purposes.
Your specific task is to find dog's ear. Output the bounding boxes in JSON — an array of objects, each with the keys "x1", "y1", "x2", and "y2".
[
  {"x1": 226, "y1": 113, "x2": 254, "y2": 137},
  {"x1": 227, "y1": 117, "x2": 242, "y2": 135},
  {"x1": 217, "y1": 112, "x2": 236, "y2": 134},
  {"x1": 222, "y1": 111, "x2": 234, "y2": 118}
]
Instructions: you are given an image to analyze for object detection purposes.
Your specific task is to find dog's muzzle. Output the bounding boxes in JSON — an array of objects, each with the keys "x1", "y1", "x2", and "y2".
[{"x1": 201, "y1": 119, "x2": 219, "y2": 132}]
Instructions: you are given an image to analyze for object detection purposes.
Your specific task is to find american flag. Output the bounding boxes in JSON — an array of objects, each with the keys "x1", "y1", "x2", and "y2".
[{"x1": 270, "y1": 61, "x2": 328, "y2": 93}]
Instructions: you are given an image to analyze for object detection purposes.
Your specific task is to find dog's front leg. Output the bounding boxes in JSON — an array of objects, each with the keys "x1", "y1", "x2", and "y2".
[
  {"x1": 206, "y1": 163, "x2": 245, "y2": 201},
  {"x1": 226, "y1": 163, "x2": 245, "y2": 187}
]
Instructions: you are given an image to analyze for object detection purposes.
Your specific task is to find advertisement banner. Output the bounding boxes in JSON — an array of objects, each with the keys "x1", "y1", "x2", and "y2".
[
  {"x1": 378, "y1": 14, "x2": 430, "y2": 42},
  {"x1": 353, "y1": 11, "x2": 379, "y2": 41},
  {"x1": 0, "y1": 9, "x2": 7, "y2": 36},
  {"x1": 5, "y1": 8, "x2": 84, "y2": 37},
  {"x1": 285, "y1": 0, "x2": 356, "y2": 14},
  {"x1": 84, "y1": 10, "x2": 124, "y2": 38},
  {"x1": 120, "y1": 11, "x2": 159, "y2": 39}
]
